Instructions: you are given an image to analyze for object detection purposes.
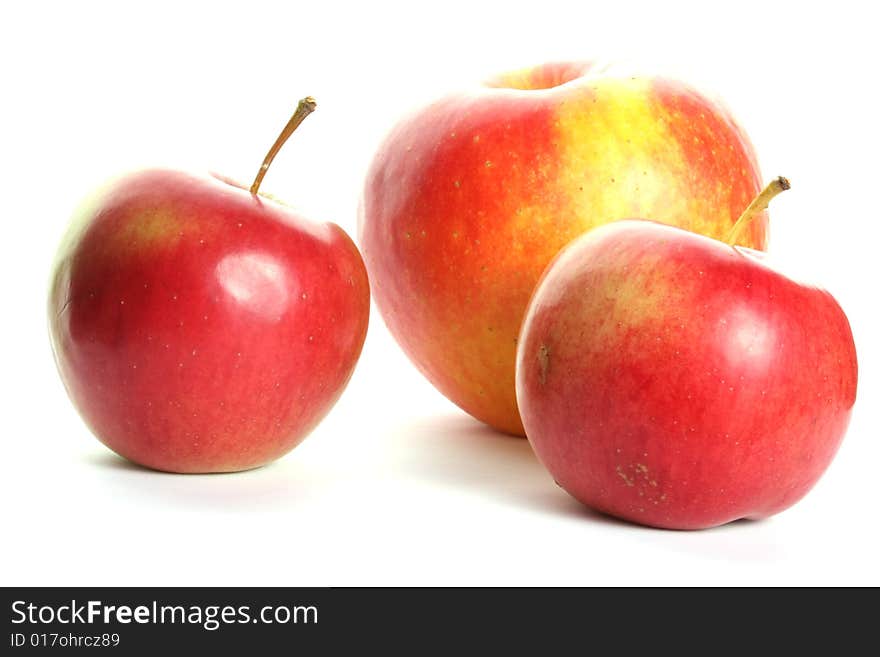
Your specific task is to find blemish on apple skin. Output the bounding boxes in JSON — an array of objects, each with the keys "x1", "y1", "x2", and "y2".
[{"x1": 538, "y1": 344, "x2": 551, "y2": 385}]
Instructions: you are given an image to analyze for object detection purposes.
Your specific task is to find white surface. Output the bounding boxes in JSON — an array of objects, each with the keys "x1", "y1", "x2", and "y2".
[{"x1": 2, "y1": 0, "x2": 878, "y2": 586}]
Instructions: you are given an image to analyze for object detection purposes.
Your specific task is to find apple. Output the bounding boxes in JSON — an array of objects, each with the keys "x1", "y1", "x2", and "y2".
[
  {"x1": 516, "y1": 179, "x2": 858, "y2": 529},
  {"x1": 49, "y1": 98, "x2": 370, "y2": 473},
  {"x1": 360, "y1": 61, "x2": 768, "y2": 435}
]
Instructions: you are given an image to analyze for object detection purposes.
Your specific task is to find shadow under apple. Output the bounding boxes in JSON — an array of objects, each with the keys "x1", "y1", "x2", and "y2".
[
  {"x1": 387, "y1": 413, "x2": 630, "y2": 527},
  {"x1": 391, "y1": 414, "x2": 789, "y2": 565},
  {"x1": 85, "y1": 449, "x2": 333, "y2": 512}
]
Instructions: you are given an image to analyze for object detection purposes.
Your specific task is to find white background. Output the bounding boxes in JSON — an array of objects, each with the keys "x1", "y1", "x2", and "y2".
[{"x1": 2, "y1": 0, "x2": 878, "y2": 586}]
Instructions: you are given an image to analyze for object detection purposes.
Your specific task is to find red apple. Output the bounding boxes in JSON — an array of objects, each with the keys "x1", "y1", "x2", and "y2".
[
  {"x1": 360, "y1": 61, "x2": 767, "y2": 435},
  {"x1": 516, "y1": 179, "x2": 858, "y2": 529},
  {"x1": 49, "y1": 98, "x2": 370, "y2": 473}
]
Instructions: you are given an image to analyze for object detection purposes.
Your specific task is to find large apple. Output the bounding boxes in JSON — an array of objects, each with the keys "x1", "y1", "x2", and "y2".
[
  {"x1": 49, "y1": 98, "x2": 370, "y2": 473},
  {"x1": 516, "y1": 179, "x2": 858, "y2": 529},
  {"x1": 360, "y1": 61, "x2": 767, "y2": 435}
]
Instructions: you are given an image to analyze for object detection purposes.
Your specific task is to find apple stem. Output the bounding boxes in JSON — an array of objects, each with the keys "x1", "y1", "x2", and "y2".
[
  {"x1": 250, "y1": 96, "x2": 317, "y2": 195},
  {"x1": 725, "y1": 176, "x2": 791, "y2": 246}
]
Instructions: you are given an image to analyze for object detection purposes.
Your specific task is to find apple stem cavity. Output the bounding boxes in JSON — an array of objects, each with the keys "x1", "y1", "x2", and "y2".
[
  {"x1": 250, "y1": 96, "x2": 318, "y2": 196},
  {"x1": 725, "y1": 176, "x2": 791, "y2": 246}
]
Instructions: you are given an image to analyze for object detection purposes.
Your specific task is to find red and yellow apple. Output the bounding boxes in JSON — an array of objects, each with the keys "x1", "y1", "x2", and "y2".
[
  {"x1": 49, "y1": 99, "x2": 370, "y2": 473},
  {"x1": 516, "y1": 180, "x2": 858, "y2": 529},
  {"x1": 360, "y1": 61, "x2": 768, "y2": 435}
]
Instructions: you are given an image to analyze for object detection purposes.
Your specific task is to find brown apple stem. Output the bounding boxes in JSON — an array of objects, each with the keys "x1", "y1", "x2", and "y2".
[
  {"x1": 725, "y1": 176, "x2": 791, "y2": 245},
  {"x1": 250, "y1": 96, "x2": 317, "y2": 195}
]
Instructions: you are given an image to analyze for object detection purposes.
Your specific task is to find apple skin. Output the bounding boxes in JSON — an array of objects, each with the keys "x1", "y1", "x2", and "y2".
[
  {"x1": 49, "y1": 169, "x2": 370, "y2": 473},
  {"x1": 516, "y1": 220, "x2": 858, "y2": 529},
  {"x1": 360, "y1": 61, "x2": 767, "y2": 436}
]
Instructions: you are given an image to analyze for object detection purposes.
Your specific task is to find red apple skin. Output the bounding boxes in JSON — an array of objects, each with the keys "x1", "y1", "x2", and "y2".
[
  {"x1": 516, "y1": 220, "x2": 857, "y2": 529},
  {"x1": 49, "y1": 169, "x2": 370, "y2": 473},
  {"x1": 360, "y1": 61, "x2": 767, "y2": 436}
]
